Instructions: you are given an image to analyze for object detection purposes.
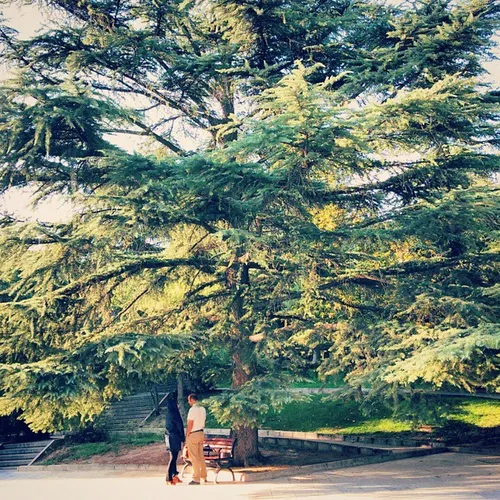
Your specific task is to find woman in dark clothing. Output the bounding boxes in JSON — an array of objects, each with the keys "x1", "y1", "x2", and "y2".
[{"x1": 165, "y1": 391, "x2": 185, "y2": 485}]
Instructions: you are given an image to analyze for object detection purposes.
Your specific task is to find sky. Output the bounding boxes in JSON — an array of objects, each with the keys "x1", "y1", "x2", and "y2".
[{"x1": 0, "y1": 1, "x2": 499, "y2": 223}]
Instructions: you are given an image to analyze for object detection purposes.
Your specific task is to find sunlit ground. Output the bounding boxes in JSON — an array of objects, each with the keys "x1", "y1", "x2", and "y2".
[{"x1": 1, "y1": 452, "x2": 500, "y2": 500}]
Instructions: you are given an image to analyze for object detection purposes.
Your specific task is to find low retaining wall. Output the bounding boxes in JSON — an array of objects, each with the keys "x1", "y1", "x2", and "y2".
[
  {"x1": 130, "y1": 427, "x2": 446, "y2": 450},
  {"x1": 16, "y1": 427, "x2": 448, "y2": 481}
]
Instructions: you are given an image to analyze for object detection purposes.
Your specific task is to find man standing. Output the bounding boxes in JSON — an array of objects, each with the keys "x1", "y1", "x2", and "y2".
[{"x1": 186, "y1": 393, "x2": 207, "y2": 485}]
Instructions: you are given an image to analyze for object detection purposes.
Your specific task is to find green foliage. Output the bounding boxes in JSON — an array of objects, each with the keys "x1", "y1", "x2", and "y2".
[
  {"x1": 207, "y1": 375, "x2": 305, "y2": 429},
  {"x1": 0, "y1": 0, "x2": 498, "y2": 462},
  {"x1": 207, "y1": 392, "x2": 500, "y2": 435},
  {"x1": 69, "y1": 424, "x2": 109, "y2": 444}
]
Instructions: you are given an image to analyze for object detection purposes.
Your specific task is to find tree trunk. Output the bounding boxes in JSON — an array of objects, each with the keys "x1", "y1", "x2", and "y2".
[
  {"x1": 231, "y1": 346, "x2": 260, "y2": 465},
  {"x1": 177, "y1": 373, "x2": 187, "y2": 420},
  {"x1": 312, "y1": 346, "x2": 319, "y2": 364},
  {"x1": 231, "y1": 426, "x2": 259, "y2": 466},
  {"x1": 229, "y1": 262, "x2": 260, "y2": 465}
]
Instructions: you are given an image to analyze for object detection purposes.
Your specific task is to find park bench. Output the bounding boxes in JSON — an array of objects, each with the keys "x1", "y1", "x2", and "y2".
[{"x1": 181, "y1": 437, "x2": 237, "y2": 483}]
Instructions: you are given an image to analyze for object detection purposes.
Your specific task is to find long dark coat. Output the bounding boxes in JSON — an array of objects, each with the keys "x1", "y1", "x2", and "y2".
[{"x1": 165, "y1": 392, "x2": 185, "y2": 452}]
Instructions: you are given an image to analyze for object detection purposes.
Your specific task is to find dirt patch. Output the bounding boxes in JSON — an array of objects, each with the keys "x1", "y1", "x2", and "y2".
[
  {"x1": 44, "y1": 442, "x2": 345, "y2": 470},
  {"x1": 81, "y1": 443, "x2": 169, "y2": 465}
]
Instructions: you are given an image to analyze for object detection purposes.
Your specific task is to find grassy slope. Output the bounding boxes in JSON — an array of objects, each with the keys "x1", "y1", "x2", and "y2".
[
  {"x1": 205, "y1": 395, "x2": 500, "y2": 434},
  {"x1": 451, "y1": 400, "x2": 500, "y2": 427},
  {"x1": 41, "y1": 433, "x2": 162, "y2": 465},
  {"x1": 41, "y1": 396, "x2": 500, "y2": 464}
]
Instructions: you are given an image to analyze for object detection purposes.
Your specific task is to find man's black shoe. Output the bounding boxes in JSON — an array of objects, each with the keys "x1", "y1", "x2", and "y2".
[{"x1": 188, "y1": 481, "x2": 200, "y2": 485}]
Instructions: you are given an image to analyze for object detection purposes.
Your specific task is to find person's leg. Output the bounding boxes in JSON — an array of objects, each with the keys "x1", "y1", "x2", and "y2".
[
  {"x1": 186, "y1": 435, "x2": 194, "y2": 480},
  {"x1": 188, "y1": 432, "x2": 204, "y2": 482},
  {"x1": 167, "y1": 450, "x2": 175, "y2": 482},
  {"x1": 198, "y1": 433, "x2": 207, "y2": 481},
  {"x1": 168, "y1": 449, "x2": 180, "y2": 481},
  {"x1": 169, "y1": 449, "x2": 181, "y2": 484},
  {"x1": 171, "y1": 449, "x2": 179, "y2": 477}
]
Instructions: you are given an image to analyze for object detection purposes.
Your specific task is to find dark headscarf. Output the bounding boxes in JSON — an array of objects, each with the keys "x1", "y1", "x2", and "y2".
[{"x1": 165, "y1": 391, "x2": 185, "y2": 451}]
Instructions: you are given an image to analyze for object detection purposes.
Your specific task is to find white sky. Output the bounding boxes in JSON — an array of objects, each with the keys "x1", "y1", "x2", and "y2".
[{"x1": 0, "y1": 2, "x2": 499, "y2": 222}]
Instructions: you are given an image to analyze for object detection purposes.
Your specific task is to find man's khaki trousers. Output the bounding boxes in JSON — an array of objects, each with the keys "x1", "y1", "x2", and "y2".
[{"x1": 187, "y1": 431, "x2": 207, "y2": 482}]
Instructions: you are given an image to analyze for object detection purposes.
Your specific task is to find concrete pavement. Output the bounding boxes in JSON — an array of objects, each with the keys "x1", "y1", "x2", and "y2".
[{"x1": 1, "y1": 452, "x2": 499, "y2": 500}]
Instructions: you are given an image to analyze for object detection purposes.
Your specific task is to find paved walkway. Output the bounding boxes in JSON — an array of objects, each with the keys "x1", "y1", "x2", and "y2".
[{"x1": 1, "y1": 452, "x2": 499, "y2": 500}]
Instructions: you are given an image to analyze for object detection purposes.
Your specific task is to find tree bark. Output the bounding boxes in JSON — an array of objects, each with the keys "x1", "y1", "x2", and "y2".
[
  {"x1": 229, "y1": 262, "x2": 260, "y2": 465},
  {"x1": 231, "y1": 344, "x2": 260, "y2": 465},
  {"x1": 231, "y1": 426, "x2": 259, "y2": 466},
  {"x1": 177, "y1": 374, "x2": 187, "y2": 420}
]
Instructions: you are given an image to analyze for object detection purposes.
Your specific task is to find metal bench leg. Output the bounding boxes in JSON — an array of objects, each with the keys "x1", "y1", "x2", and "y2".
[
  {"x1": 180, "y1": 462, "x2": 191, "y2": 479},
  {"x1": 214, "y1": 466, "x2": 235, "y2": 483}
]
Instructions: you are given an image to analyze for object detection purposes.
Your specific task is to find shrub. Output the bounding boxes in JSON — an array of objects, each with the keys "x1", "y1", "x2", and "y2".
[{"x1": 69, "y1": 424, "x2": 109, "y2": 443}]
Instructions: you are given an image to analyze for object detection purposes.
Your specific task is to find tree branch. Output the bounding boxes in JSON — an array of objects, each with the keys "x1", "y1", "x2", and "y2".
[
  {"x1": 2, "y1": 256, "x2": 213, "y2": 306},
  {"x1": 127, "y1": 116, "x2": 183, "y2": 155}
]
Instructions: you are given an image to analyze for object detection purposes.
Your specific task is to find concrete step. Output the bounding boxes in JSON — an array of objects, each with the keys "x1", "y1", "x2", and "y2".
[
  {"x1": 105, "y1": 421, "x2": 148, "y2": 427},
  {"x1": 105, "y1": 414, "x2": 150, "y2": 421},
  {"x1": 0, "y1": 440, "x2": 54, "y2": 468},
  {"x1": 104, "y1": 417, "x2": 151, "y2": 422},
  {"x1": 105, "y1": 421, "x2": 143, "y2": 426},
  {"x1": 110, "y1": 400, "x2": 157, "y2": 407},
  {"x1": 0, "y1": 457, "x2": 33, "y2": 466},
  {"x1": 105, "y1": 408, "x2": 153, "y2": 415},
  {"x1": 106, "y1": 414, "x2": 149, "y2": 418},
  {"x1": 2, "y1": 441, "x2": 52, "y2": 449},
  {"x1": 117, "y1": 393, "x2": 152, "y2": 399},
  {"x1": 105, "y1": 409, "x2": 153, "y2": 416},
  {"x1": 110, "y1": 399, "x2": 153, "y2": 406},
  {"x1": 105, "y1": 421, "x2": 145, "y2": 426},
  {"x1": 0, "y1": 449, "x2": 42, "y2": 457},
  {"x1": 105, "y1": 405, "x2": 154, "y2": 415},
  {"x1": 111, "y1": 397, "x2": 152, "y2": 403},
  {"x1": 107, "y1": 404, "x2": 152, "y2": 408},
  {"x1": 100, "y1": 392, "x2": 168, "y2": 431},
  {"x1": 111, "y1": 393, "x2": 165, "y2": 403},
  {"x1": 105, "y1": 411, "x2": 154, "y2": 418},
  {"x1": 0, "y1": 447, "x2": 45, "y2": 457},
  {"x1": 1, "y1": 443, "x2": 47, "y2": 450},
  {"x1": 105, "y1": 424, "x2": 144, "y2": 430},
  {"x1": 106, "y1": 412, "x2": 152, "y2": 419},
  {"x1": 0, "y1": 452, "x2": 39, "y2": 460}
]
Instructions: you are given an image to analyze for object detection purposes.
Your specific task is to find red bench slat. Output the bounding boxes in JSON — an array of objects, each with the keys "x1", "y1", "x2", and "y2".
[{"x1": 183, "y1": 437, "x2": 236, "y2": 461}]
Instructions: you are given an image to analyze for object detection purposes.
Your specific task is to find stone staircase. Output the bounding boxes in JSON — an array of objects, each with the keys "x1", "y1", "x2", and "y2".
[
  {"x1": 102, "y1": 392, "x2": 167, "y2": 433},
  {"x1": 0, "y1": 440, "x2": 54, "y2": 470}
]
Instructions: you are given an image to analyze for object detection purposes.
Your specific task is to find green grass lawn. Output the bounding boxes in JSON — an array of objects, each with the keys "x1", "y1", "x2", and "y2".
[
  {"x1": 204, "y1": 394, "x2": 500, "y2": 435},
  {"x1": 260, "y1": 396, "x2": 410, "y2": 435},
  {"x1": 106, "y1": 395, "x2": 500, "y2": 436},
  {"x1": 41, "y1": 396, "x2": 500, "y2": 464},
  {"x1": 447, "y1": 399, "x2": 500, "y2": 428}
]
